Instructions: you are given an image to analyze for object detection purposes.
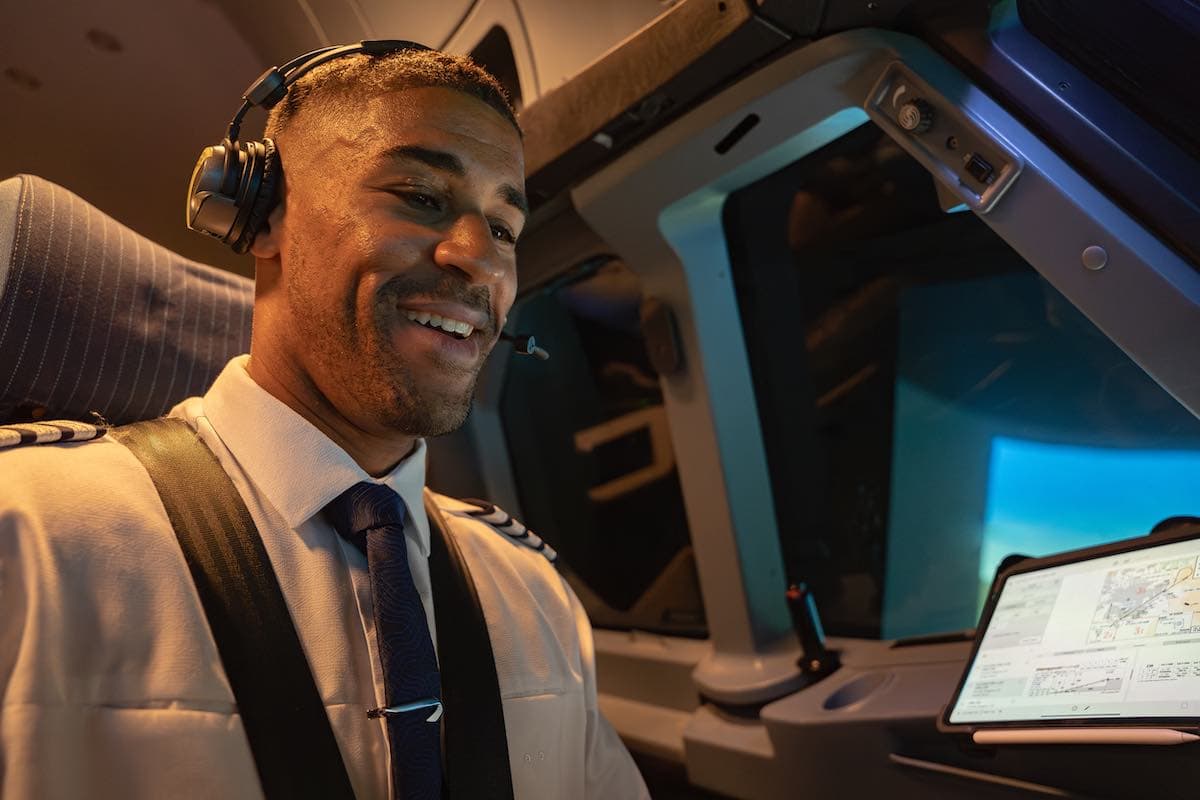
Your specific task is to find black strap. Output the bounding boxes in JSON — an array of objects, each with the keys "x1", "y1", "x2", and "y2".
[
  {"x1": 425, "y1": 494, "x2": 516, "y2": 800},
  {"x1": 114, "y1": 417, "x2": 516, "y2": 799},
  {"x1": 112, "y1": 418, "x2": 358, "y2": 799}
]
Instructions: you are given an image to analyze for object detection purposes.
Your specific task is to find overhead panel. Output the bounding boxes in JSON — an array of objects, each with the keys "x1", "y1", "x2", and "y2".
[
  {"x1": 518, "y1": 0, "x2": 792, "y2": 207},
  {"x1": 512, "y1": 0, "x2": 795, "y2": 301}
]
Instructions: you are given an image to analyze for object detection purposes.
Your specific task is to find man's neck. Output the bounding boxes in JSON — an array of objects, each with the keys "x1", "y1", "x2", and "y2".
[{"x1": 244, "y1": 353, "x2": 417, "y2": 478}]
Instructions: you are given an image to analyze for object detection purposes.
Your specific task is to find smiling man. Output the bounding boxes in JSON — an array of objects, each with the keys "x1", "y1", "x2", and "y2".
[
  {"x1": 0, "y1": 47, "x2": 648, "y2": 799},
  {"x1": 249, "y1": 75, "x2": 527, "y2": 465}
]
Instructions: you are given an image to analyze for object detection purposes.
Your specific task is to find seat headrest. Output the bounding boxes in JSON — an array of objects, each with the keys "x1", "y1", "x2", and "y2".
[{"x1": 0, "y1": 174, "x2": 253, "y2": 425}]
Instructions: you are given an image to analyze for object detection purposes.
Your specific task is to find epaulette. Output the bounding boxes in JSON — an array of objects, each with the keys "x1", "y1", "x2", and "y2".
[
  {"x1": 448, "y1": 499, "x2": 558, "y2": 565},
  {"x1": 0, "y1": 420, "x2": 108, "y2": 449}
]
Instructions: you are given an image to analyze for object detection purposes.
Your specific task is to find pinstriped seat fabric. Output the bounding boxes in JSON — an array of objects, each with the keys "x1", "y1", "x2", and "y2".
[{"x1": 0, "y1": 174, "x2": 253, "y2": 425}]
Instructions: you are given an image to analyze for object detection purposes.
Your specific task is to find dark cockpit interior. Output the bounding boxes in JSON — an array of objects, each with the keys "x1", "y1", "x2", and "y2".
[{"x1": 3, "y1": 0, "x2": 1200, "y2": 797}]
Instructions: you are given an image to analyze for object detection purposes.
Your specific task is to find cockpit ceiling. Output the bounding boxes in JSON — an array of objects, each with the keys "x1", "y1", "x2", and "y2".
[
  {"x1": 0, "y1": 0, "x2": 672, "y2": 277},
  {"x1": 0, "y1": 0, "x2": 264, "y2": 275}
]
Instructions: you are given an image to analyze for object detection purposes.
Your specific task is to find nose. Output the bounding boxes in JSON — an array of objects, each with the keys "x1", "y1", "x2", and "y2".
[{"x1": 433, "y1": 213, "x2": 507, "y2": 286}]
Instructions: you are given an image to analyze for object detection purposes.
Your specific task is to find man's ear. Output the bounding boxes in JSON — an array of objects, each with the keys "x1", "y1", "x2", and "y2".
[{"x1": 249, "y1": 199, "x2": 285, "y2": 259}]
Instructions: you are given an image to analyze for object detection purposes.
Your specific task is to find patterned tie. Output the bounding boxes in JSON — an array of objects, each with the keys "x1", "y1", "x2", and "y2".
[{"x1": 326, "y1": 482, "x2": 443, "y2": 800}]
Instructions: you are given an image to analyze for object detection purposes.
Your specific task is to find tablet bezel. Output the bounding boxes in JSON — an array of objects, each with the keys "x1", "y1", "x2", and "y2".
[{"x1": 938, "y1": 523, "x2": 1200, "y2": 735}]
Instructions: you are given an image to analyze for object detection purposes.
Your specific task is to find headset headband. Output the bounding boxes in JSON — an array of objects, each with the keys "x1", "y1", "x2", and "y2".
[
  {"x1": 227, "y1": 39, "x2": 432, "y2": 142},
  {"x1": 186, "y1": 39, "x2": 432, "y2": 252}
]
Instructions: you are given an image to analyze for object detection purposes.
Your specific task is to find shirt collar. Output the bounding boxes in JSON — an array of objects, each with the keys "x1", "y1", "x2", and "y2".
[{"x1": 198, "y1": 355, "x2": 430, "y2": 557}]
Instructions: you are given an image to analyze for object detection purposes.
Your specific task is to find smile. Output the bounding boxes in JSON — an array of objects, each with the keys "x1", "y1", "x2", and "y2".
[{"x1": 403, "y1": 309, "x2": 476, "y2": 339}]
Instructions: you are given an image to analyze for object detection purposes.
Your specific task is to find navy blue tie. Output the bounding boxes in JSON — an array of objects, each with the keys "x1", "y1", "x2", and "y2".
[{"x1": 327, "y1": 482, "x2": 443, "y2": 800}]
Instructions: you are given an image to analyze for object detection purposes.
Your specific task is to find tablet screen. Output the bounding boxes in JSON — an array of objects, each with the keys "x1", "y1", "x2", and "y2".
[{"x1": 948, "y1": 535, "x2": 1200, "y2": 724}]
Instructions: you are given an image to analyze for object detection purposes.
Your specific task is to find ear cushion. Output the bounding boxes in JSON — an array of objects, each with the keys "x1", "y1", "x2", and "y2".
[{"x1": 232, "y1": 138, "x2": 282, "y2": 254}]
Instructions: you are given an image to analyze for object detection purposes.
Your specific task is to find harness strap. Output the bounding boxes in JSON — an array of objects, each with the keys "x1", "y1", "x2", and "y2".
[
  {"x1": 115, "y1": 418, "x2": 515, "y2": 799},
  {"x1": 112, "y1": 417, "x2": 357, "y2": 799},
  {"x1": 425, "y1": 493, "x2": 516, "y2": 799}
]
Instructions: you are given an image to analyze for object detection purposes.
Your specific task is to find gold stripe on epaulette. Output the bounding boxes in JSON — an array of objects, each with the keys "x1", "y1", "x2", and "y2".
[{"x1": 450, "y1": 500, "x2": 558, "y2": 565}]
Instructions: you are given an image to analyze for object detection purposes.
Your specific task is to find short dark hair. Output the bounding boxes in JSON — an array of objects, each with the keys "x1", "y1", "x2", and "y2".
[{"x1": 264, "y1": 47, "x2": 520, "y2": 140}]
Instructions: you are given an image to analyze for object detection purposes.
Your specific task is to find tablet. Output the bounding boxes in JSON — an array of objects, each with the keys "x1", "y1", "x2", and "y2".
[{"x1": 940, "y1": 525, "x2": 1200, "y2": 741}]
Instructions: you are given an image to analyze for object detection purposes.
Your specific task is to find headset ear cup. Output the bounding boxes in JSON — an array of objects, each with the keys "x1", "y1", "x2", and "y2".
[
  {"x1": 231, "y1": 138, "x2": 282, "y2": 254},
  {"x1": 219, "y1": 137, "x2": 240, "y2": 196}
]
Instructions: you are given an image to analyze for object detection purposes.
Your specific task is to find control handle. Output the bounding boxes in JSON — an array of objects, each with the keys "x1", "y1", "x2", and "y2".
[{"x1": 786, "y1": 583, "x2": 841, "y2": 679}]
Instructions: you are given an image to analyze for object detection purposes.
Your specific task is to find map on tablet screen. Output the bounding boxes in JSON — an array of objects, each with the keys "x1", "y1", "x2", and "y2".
[{"x1": 947, "y1": 534, "x2": 1200, "y2": 725}]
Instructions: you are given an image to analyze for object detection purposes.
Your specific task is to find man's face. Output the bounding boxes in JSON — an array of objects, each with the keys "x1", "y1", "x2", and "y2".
[{"x1": 267, "y1": 86, "x2": 526, "y2": 438}]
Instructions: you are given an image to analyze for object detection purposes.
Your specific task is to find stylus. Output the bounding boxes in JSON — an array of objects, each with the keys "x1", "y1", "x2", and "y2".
[{"x1": 974, "y1": 728, "x2": 1200, "y2": 746}]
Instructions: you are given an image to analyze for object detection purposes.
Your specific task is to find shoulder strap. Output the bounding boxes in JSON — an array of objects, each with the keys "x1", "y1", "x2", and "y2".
[
  {"x1": 111, "y1": 418, "x2": 357, "y2": 800},
  {"x1": 425, "y1": 492, "x2": 516, "y2": 800},
  {"x1": 115, "y1": 418, "x2": 518, "y2": 800}
]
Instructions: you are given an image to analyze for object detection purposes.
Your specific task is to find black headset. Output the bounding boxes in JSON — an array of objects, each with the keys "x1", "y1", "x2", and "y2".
[
  {"x1": 188, "y1": 40, "x2": 551, "y2": 360},
  {"x1": 186, "y1": 40, "x2": 431, "y2": 254}
]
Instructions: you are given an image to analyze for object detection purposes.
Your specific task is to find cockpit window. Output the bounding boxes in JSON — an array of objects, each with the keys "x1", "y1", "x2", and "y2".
[
  {"x1": 724, "y1": 121, "x2": 1200, "y2": 640},
  {"x1": 499, "y1": 261, "x2": 706, "y2": 637}
]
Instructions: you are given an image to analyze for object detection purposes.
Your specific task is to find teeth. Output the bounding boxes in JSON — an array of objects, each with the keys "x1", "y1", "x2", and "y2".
[{"x1": 403, "y1": 309, "x2": 475, "y2": 338}]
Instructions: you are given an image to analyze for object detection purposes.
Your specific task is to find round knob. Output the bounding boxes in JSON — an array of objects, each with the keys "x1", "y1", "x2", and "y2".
[{"x1": 897, "y1": 99, "x2": 935, "y2": 134}]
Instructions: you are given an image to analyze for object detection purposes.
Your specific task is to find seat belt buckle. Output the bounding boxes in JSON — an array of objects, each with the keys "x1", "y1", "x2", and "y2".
[{"x1": 367, "y1": 698, "x2": 443, "y2": 723}]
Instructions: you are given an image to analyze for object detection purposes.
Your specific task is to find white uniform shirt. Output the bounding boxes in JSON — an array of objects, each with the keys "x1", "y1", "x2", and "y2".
[{"x1": 0, "y1": 355, "x2": 648, "y2": 799}]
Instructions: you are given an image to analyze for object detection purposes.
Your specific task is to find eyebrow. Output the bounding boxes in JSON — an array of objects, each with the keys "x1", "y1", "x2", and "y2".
[{"x1": 382, "y1": 144, "x2": 529, "y2": 219}]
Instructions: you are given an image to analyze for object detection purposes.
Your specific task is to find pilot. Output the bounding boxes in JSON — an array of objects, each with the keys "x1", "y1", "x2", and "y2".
[{"x1": 0, "y1": 45, "x2": 649, "y2": 799}]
